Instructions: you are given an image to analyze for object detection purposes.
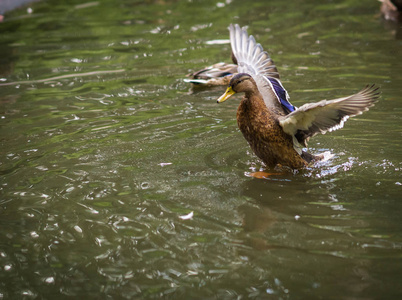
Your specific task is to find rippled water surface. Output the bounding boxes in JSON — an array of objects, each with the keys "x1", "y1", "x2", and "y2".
[{"x1": 1, "y1": 0, "x2": 401, "y2": 298}]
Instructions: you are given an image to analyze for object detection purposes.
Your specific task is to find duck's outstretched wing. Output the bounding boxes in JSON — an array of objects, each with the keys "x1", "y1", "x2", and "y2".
[
  {"x1": 279, "y1": 85, "x2": 380, "y2": 149},
  {"x1": 229, "y1": 24, "x2": 295, "y2": 114}
]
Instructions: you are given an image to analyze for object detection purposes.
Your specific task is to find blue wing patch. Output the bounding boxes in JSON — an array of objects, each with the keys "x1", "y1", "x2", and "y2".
[{"x1": 268, "y1": 78, "x2": 295, "y2": 114}]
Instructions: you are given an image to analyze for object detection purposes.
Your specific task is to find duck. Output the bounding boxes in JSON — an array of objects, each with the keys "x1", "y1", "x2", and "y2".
[
  {"x1": 184, "y1": 62, "x2": 238, "y2": 86},
  {"x1": 380, "y1": 0, "x2": 402, "y2": 22},
  {"x1": 217, "y1": 24, "x2": 380, "y2": 170}
]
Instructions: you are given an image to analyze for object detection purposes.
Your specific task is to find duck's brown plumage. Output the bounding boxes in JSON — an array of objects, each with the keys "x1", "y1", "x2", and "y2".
[
  {"x1": 222, "y1": 74, "x2": 313, "y2": 169},
  {"x1": 237, "y1": 87, "x2": 308, "y2": 168}
]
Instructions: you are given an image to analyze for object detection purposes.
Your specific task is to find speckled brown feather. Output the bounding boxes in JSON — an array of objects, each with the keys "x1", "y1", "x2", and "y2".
[{"x1": 236, "y1": 89, "x2": 308, "y2": 169}]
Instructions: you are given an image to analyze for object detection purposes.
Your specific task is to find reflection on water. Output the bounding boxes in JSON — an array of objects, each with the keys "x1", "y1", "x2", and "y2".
[{"x1": 1, "y1": 0, "x2": 402, "y2": 298}]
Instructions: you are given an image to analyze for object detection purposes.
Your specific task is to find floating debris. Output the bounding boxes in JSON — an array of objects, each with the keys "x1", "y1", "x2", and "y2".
[
  {"x1": 179, "y1": 211, "x2": 194, "y2": 220},
  {"x1": 159, "y1": 162, "x2": 172, "y2": 167}
]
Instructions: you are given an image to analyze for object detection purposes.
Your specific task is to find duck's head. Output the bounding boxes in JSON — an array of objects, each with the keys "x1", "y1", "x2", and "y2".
[{"x1": 217, "y1": 73, "x2": 255, "y2": 103}]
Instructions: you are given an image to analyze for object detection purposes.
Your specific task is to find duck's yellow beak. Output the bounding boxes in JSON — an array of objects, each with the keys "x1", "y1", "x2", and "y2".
[{"x1": 217, "y1": 86, "x2": 235, "y2": 103}]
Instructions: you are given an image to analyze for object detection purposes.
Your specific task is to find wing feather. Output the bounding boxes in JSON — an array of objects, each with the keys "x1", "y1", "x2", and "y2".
[
  {"x1": 229, "y1": 24, "x2": 294, "y2": 113},
  {"x1": 279, "y1": 85, "x2": 380, "y2": 146}
]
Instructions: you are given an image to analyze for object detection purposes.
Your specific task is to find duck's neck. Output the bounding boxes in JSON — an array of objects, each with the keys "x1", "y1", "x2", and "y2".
[
  {"x1": 244, "y1": 89, "x2": 284, "y2": 116},
  {"x1": 244, "y1": 90, "x2": 269, "y2": 112},
  {"x1": 237, "y1": 91, "x2": 277, "y2": 143}
]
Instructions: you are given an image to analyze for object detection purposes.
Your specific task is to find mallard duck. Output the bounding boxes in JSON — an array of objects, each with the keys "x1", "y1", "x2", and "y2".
[
  {"x1": 380, "y1": 0, "x2": 402, "y2": 22},
  {"x1": 184, "y1": 62, "x2": 237, "y2": 86},
  {"x1": 217, "y1": 24, "x2": 380, "y2": 170}
]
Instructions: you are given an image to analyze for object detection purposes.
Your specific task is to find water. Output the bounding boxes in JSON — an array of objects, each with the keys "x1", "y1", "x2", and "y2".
[{"x1": 1, "y1": 0, "x2": 401, "y2": 298}]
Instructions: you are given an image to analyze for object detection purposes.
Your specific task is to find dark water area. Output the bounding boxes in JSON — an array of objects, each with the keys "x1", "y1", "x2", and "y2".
[{"x1": 1, "y1": 0, "x2": 401, "y2": 299}]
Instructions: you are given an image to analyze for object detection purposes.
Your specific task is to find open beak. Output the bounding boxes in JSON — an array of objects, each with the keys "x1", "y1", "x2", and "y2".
[{"x1": 217, "y1": 86, "x2": 235, "y2": 103}]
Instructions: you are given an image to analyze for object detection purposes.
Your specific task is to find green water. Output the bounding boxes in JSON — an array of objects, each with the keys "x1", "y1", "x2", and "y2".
[{"x1": 1, "y1": 0, "x2": 401, "y2": 298}]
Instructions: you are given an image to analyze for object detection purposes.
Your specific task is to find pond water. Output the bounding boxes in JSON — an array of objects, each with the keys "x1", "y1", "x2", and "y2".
[{"x1": 1, "y1": 0, "x2": 401, "y2": 298}]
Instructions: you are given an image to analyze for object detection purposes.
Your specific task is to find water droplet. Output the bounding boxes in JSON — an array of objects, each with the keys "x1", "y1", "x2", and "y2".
[{"x1": 140, "y1": 182, "x2": 150, "y2": 189}]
